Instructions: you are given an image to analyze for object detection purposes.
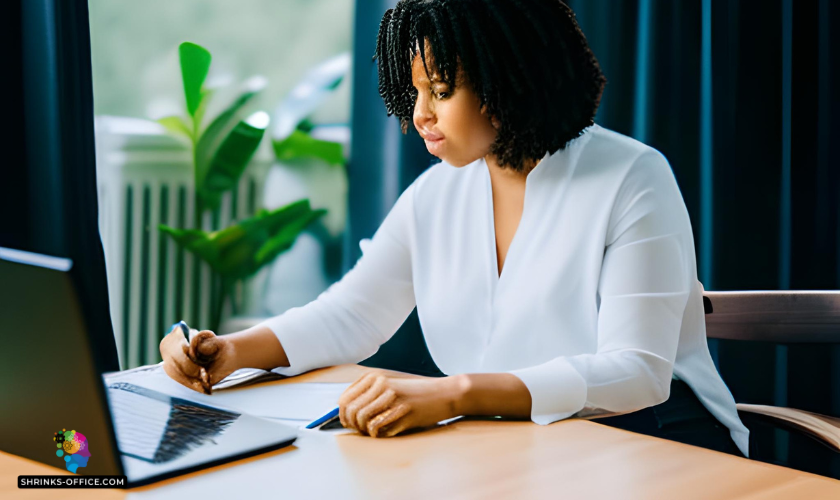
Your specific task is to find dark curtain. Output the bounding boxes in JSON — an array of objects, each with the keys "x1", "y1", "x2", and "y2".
[
  {"x1": 567, "y1": 0, "x2": 840, "y2": 476},
  {"x1": 3, "y1": 0, "x2": 121, "y2": 374},
  {"x1": 349, "y1": 0, "x2": 840, "y2": 475},
  {"x1": 348, "y1": 0, "x2": 443, "y2": 376}
]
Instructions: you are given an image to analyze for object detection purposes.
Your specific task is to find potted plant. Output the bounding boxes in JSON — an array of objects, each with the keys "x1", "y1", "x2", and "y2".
[{"x1": 158, "y1": 42, "x2": 327, "y2": 333}]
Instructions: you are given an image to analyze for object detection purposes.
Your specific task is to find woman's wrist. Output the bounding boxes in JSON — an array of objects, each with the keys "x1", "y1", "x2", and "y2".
[
  {"x1": 224, "y1": 324, "x2": 290, "y2": 372},
  {"x1": 443, "y1": 373, "x2": 473, "y2": 418},
  {"x1": 444, "y1": 373, "x2": 532, "y2": 419}
]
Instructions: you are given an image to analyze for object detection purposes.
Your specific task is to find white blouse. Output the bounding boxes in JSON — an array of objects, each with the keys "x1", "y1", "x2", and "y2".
[{"x1": 259, "y1": 123, "x2": 750, "y2": 457}]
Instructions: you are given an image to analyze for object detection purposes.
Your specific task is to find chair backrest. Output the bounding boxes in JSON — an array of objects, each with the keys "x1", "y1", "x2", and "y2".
[{"x1": 701, "y1": 282, "x2": 840, "y2": 343}]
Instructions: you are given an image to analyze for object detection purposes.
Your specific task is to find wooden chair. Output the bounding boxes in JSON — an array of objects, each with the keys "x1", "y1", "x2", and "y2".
[{"x1": 701, "y1": 284, "x2": 840, "y2": 453}]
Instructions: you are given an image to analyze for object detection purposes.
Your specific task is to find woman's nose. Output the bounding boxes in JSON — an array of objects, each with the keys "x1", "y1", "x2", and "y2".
[{"x1": 413, "y1": 95, "x2": 434, "y2": 130}]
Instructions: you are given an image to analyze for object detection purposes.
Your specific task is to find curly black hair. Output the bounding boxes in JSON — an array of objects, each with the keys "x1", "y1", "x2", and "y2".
[{"x1": 372, "y1": 0, "x2": 607, "y2": 173}]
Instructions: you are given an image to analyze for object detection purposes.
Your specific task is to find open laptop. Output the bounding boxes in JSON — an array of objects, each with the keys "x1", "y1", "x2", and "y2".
[{"x1": 0, "y1": 247, "x2": 298, "y2": 487}]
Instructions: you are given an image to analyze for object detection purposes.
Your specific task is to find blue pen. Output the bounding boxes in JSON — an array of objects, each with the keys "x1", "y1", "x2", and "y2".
[
  {"x1": 172, "y1": 320, "x2": 191, "y2": 338},
  {"x1": 306, "y1": 407, "x2": 339, "y2": 429}
]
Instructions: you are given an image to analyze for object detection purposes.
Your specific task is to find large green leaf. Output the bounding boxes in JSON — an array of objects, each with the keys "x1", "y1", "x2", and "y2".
[
  {"x1": 197, "y1": 111, "x2": 269, "y2": 209},
  {"x1": 157, "y1": 115, "x2": 192, "y2": 140},
  {"x1": 158, "y1": 226, "x2": 223, "y2": 266},
  {"x1": 193, "y1": 88, "x2": 215, "y2": 135},
  {"x1": 254, "y1": 209, "x2": 326, "y2": 267},
  {"x1": 159, "y1": 199, "x2": 326, "y2": 281},
  {"x1": 296, "y1": 117, "x2": 316, "y2": 133},
  {"x1": 195, "y1": 77, "x2": 267, "y2": 180},
  {"x1": 272, "y1": 129, "x2": 345, "y2": 166},
  {"x1": 157, "y1": 227, "x2": 207, "y2": 247},
  {"x1": 179, "y1": 42, "x2": 212, "y2": 118}
]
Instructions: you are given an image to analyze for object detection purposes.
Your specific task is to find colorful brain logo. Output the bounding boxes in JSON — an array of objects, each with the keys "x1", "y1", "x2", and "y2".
[{"x1": 53, "y1": 428, "x2": 91, "y2": 473}]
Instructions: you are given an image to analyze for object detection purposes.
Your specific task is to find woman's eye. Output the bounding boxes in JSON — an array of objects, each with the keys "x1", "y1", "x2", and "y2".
[{"x1": 434, "y1": 91, "x2": 449, "y2": 99}]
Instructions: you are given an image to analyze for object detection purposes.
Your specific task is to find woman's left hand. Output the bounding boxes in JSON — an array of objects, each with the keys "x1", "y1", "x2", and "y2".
[{"x1": 338, "y1": 372, "x2": 466, "y2": 438}]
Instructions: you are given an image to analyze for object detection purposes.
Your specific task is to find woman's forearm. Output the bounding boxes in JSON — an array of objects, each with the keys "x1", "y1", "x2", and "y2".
[
  {"x1": 452, "y1": 373, "x2": 533, "y2": 419},
  {"x1": 224, "y1": 324, "x2": 290, "y2": 371},
  {"x1": 218, "y1": 326, "x2": 533, "y2": 420}
]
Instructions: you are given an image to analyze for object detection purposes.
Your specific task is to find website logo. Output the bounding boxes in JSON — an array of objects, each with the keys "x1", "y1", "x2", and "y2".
[{"x1": 53, "y1": 429, "x2": 91, "y2": 473}]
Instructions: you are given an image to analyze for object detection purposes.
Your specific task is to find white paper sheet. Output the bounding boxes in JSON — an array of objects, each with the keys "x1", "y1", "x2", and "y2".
[{"x1": 103, "y1": 364, "x2": 350, "y2": 422}]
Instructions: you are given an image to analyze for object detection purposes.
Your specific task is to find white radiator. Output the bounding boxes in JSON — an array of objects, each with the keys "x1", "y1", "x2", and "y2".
[{"x1": 95, "y1": 116, "x2": 269, "y2": 370}]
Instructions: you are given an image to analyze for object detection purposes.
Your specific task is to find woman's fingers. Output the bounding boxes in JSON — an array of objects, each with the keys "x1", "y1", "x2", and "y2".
[
  {"x1": 187, "y1": 330, "x2": 238, "y2": 389},
  {"x1": 378, "y1": 420, "x2": 410, "y2": 438},
  {"x1": 190, "y1": 331, "x2": 221, "y2": 366},
  {"x1": 160, "y1": 325, "x2": 209, "y2": 394},
  {"x1": 199, "y1": 367, "x2": 212, "y2": 394},
  {"x1": 343, "y1": 372, "x2": 376, "y2": 395},
  {"x1": 368, "y1": 403, "x2": 411, "y2": 438},
  {"x1": 338, "y1": 373, "x2": 375, "y2": 427},
  {"x1": 342, "y1": 375, "x2": 388, "y2": 431},
  {"x1": 355, "y1": 389, "x2": 397, "y2": 436},
  {"x1": 379, "y1": 419, "x2": 410, "y2": 438},
  {"x1": 173, "y1": 343, "x2": 202, "y2": 380},
  {"x1": 338, "y1": 373, "x2": 381, "y2": 430},
  {"x1": 162, "y1": 357, "x2": 209, "y2": 394}
]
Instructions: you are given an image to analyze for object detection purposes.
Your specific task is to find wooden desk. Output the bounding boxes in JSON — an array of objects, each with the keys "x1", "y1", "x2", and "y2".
[{"x1": 3, "y1": 364, "x2": 840, "y2": 499}]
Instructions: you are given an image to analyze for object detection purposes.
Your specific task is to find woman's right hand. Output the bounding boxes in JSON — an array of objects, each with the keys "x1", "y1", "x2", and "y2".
[{"x1": 159, "y1": 325, "x2": 240, "y2": 395}]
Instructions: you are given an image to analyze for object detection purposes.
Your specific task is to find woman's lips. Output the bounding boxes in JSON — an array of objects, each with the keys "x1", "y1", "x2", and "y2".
[{"x1": 424, "y1": 137, "x2": 445, "y2": 155}]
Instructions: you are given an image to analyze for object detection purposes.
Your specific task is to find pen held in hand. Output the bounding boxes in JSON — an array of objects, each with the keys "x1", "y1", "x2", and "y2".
[{"x1": 174, "y1": 320, "x2": 214, "y2": 395}]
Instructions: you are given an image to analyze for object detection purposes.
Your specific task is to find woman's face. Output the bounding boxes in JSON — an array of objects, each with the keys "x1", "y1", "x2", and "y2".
[{"x1": 411, "y1": 48, "x2": 499, "y2": 167}]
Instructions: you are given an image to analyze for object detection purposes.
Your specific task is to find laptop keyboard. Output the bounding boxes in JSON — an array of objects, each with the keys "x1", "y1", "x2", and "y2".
[{"x1": 106, "y1": 382, "x2": 241, "y2": 464}]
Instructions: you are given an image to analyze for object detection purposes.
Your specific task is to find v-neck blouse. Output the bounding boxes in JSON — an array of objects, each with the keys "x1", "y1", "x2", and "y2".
[{"x1": 260, "y1": 123, "x2": 750, "y2": 456}]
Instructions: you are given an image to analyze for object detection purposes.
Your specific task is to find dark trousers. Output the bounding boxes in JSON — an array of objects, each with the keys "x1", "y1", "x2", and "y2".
[{"x1": 594, "y1": 378, "x2": 745, "y2": 457}]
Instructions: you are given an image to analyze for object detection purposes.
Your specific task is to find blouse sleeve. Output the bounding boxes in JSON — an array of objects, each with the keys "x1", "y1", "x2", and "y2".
[
  {"x1": 507, "y1": 150, "x2": 692, "y2": 424},
  {"x1": 257, "y1": 181, "x2": 418, "y2": 377}
]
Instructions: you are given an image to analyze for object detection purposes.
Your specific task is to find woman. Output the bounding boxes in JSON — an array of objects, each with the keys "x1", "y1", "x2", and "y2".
[{"x1": 161, "y1": 0, "x2": 749, "y2": 457}]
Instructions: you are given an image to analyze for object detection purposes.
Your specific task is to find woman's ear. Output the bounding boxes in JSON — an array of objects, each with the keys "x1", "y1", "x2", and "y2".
[{"x1": 480, "y1": 104, "x2": 501, "y2": 130}]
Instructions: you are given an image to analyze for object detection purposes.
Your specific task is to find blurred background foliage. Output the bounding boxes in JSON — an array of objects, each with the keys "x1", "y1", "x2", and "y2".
[
  {"x1": 88, "y1": 0, "x2": 353, "y2": 126},
  {"x1": 87, "y1": 0, "x2": 354, "y2": 365}
]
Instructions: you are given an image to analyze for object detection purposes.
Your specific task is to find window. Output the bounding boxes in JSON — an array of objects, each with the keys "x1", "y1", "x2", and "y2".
[{"x1": 89, "y1": 0, "x2": 353, "y2": 369}]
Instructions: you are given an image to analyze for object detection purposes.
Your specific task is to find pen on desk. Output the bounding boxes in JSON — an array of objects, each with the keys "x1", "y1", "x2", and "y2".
[
  {"x1": 172, "y1": 320, "x2": 213, "y2": 395},
  {"x1": 306, "y1": 407, "x2": 340, "y2": 429}
]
